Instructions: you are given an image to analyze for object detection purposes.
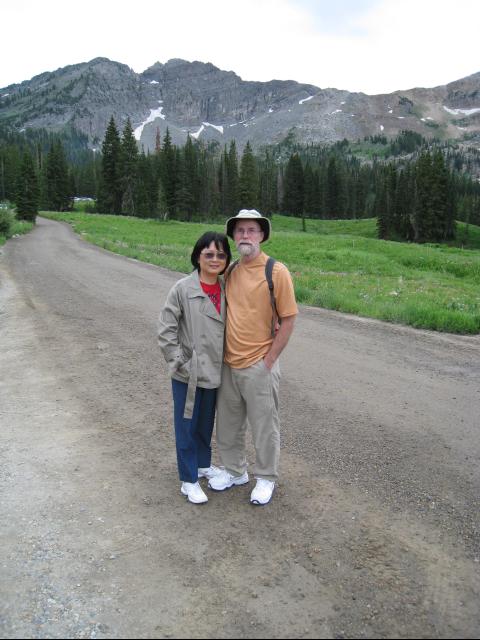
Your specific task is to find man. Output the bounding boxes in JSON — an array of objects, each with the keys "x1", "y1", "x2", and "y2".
[{"x1": 208, "y1": 209, "x2": 298, "y2": 505}]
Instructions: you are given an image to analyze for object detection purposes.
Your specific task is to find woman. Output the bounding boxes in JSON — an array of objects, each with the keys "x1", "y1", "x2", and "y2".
[{"x1": 158, "y1": 232, "x2": 232, "y2": 504}]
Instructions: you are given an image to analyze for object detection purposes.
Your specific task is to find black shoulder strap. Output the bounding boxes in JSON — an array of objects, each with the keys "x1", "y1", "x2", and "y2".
[
  {"x1": 265, "y1": 256, "x2": 275, "y2": 292},
  {"x1": 265, "y1": 257, "x2": 280, "y2": 337}
]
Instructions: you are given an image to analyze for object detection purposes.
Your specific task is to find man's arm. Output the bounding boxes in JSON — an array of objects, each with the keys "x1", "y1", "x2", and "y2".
[{"x1": 263, "y1": 315, "x2": 296, "y2": 369}]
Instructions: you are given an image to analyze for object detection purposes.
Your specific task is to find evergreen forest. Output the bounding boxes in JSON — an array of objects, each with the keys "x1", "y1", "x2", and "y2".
[{"x1": 1, "y1": 118, "x2": 480, "y2": 243}]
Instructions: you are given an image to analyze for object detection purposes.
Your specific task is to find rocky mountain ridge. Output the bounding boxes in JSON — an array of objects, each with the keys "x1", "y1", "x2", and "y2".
[{"x1": 1, "y1": 57, "x2": 479, "y2": 151}]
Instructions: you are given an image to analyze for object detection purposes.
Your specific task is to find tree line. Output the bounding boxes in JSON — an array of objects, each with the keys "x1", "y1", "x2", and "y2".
[
  {"x1": 1, "y1": 118, "x2": 480, "y2": 241},
  {"x1": 1, "y1": 139, "x2": 75, "y2": 222}
]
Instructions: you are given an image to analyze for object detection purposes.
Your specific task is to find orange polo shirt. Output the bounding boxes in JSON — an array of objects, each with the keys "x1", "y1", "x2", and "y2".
[{"x1": 224, "y1": 252, "x2": 298, "y2": 369}]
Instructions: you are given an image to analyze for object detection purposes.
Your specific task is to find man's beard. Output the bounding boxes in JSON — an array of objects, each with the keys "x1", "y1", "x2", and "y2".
[{"x1": 237, "y1": 242, "x2": 255, "y2": 256}]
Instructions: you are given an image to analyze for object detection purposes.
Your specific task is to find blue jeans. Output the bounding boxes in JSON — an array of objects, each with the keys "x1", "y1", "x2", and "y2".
[{"x1": 171, "y1": 379, "x2": 217, "y2": 483}]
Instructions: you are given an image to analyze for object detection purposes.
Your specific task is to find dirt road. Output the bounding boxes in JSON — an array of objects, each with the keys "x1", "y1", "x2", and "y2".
[{"x1": 1, "y1": 217, "x2": 479, "y2": 639}]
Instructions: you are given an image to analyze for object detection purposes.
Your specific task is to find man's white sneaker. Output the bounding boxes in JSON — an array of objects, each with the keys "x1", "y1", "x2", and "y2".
[
  {"x1": 198, "y1": 465, "x2": 223, "y2": 480},
  {"x1": 250, "y1": 479, "x2": 275, "y2": 505},
  {"x1": 208, "y1": 469, "x2": 249, "y2": 491},
  {"x1": 181, "y1": 481, "x2": 208, "y2": 504}
]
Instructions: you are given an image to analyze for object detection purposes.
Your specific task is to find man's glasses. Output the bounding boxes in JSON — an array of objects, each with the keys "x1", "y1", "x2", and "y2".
[
  {"x1": 234, "y1": 227, "x2": 262, "y2": 236},
  {"x1": 200, "y1": 251, "x2": 227, "y2": 261}
]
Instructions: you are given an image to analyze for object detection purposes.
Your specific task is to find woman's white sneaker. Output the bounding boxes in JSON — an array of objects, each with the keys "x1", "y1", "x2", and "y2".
[
  {"x1": 198, "y1": 465, "x2": 223, "y2": 480},
  {"x1": 181, "y1": 481, "x2": 208, "y2": 504},
  {"x1": 208, "y1": 469, "x2": 249, "y2": 491},
  {"x1": 250, "y1": 479, "x2": 275, "y2": 505}
]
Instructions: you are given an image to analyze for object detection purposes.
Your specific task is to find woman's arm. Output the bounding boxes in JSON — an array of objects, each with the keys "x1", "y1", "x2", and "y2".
[{"x1": 158, "y1": 285, "x2": 184, "y2": 374}]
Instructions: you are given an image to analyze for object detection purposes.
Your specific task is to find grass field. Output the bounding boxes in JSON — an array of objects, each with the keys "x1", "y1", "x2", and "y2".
[{"x1": 41, "y1": 212, "x2": 480, "y2": 334}]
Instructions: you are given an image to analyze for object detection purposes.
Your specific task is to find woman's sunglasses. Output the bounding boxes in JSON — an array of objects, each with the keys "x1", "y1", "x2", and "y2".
[{"x1": 200, "y1": 251, "x2": 227, "y2": 261}]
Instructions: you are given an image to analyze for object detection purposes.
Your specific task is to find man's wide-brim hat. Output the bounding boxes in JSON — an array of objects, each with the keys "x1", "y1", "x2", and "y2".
[{"x1": 225, "y1": 209, "x2": 271, "y2": 243}]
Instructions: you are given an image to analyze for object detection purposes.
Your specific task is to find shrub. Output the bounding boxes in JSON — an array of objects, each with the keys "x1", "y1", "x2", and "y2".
[{"x1": 0, "y1": 208, "x2": 13, "y2": 236}]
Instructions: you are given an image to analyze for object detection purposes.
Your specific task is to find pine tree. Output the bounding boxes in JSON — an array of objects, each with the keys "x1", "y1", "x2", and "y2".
[
  {"x1": 283, "y1": 153, "x2": 304, "y2": 215},
  {"x1": 97, "y1": 116, "x2": 121, "y2": 214},
  {"x1": 156, "y1": 179, "x2": 169, "y2": 219},
  {"x1": 135, "y1": 152, "x2": 153, "y2": 218},
  {"x1": 303, "y1": 164, "x2": 318, "y2": 217},
  {"x1": 44, "y1": 141, "x2": 73, "y2": 211},
  {"x1": 0, "y1": 155, "x2": 5, "y2": 202},
  {"x1": 198, "y1": 147, "x2": 219, "y2": 218},
  {"x1": 76, "y1": 152, "x2": 98, "y2": 198},
  {"x1": 175, "y1": 147, "x2": 193, "y2": 219},
  {"x1": 431, "y1": 150, "x2": 456, "y2": 240},
  {"x1": 226, "y1": 140, "x2": 239, "y2": 214},
  {"x1": 16, "y1": 151, "x2": 39, "y2": 222},
  {"x1": 120, "y1": 118, "x2": 139, "y2": 215},
  {"x1": 183, "y1": 135, "x2": 200, "y2": 220},
  {"x1": 160, "y1": 128, "x2": 176, "y2": 218},
  {"x1": 355, "y1": 166, "x2": 370, "y2": 219},
  {"x1": 218, "y1": 146, "x2": 228, "y2": 215},
  {"x1": 239, "y1": 141, "x2": 258, "y2": 209},
  {"x1": 393, "y1": 168, "x2": 412, "y2": 240},
  {"x1": 375, "y1": 175, "x2": 389, "y2": 240},
  {"x1": 259, "y1": 149, "x2": 278, "y2": 217},
  {"x1": 385, "y1": 164, "x2": 397, "y2": 236},
  {"x1": 155, "y1": 127, "x2": 161, "y2": 154},
  {"x1": 316, "y1": 164, "x2": 327, "y2": 218},
  {"x1": 414, "y1": 152, "x2": 435, "y2": 243},
  {"x1": 0, "y1": 146, "x2": 21, "y2": 202},
  {"x1": 326, "y1": 156, "x2": 342, "y2": 218}
]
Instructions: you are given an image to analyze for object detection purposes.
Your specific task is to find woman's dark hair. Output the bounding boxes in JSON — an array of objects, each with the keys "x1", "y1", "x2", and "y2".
[{"x1": 190, "y1": 231, "x2": 232, "y2": 274}]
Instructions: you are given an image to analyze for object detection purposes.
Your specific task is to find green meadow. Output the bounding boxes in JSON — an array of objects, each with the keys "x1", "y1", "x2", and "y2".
[{"x1": 42, "y1": 212, "x2": 480, "y2": 334}]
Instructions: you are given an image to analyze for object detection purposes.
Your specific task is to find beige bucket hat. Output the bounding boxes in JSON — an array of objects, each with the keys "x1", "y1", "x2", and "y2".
[{"x1": 225, "y1": 209, "x2": 271, "y2": 242}]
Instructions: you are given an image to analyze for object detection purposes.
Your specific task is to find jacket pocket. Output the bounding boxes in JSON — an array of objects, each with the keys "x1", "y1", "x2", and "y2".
[{"x1": 177, "y1": 358, "x2": 192, "y2": 377}]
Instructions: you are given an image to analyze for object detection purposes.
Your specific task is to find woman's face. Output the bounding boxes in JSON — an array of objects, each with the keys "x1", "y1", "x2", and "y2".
[{"x1": 198, "y1": 241, "x2": 227, "y2": 280}]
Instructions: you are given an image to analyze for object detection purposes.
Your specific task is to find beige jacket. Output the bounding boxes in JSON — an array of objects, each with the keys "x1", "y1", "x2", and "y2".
[{"x1": 158, "y1": 270, "x2": 225, "y2": 419}]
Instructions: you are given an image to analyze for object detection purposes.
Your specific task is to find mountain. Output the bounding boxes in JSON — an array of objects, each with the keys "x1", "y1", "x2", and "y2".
[{"x1": 1, "y1": 57, "x2": 479, "y2": 151}]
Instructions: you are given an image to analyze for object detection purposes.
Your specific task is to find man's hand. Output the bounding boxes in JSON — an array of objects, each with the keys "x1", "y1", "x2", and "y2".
[
  {"x1": 263, "y1": 315, "x2": 296, "y2": 371},
  {"x1": 263, "y1": 353, "x2": 275, "y2": 370}
]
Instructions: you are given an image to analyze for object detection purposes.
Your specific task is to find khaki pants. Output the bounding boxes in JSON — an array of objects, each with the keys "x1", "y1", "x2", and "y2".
[{"x1": 216, "y1": 360, "x2": 281, "y2": 482}]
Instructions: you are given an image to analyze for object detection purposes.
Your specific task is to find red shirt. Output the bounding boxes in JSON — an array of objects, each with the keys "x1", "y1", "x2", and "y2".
[{"x1": 200, "y1": 280, "x2": 221, "y2": 314}]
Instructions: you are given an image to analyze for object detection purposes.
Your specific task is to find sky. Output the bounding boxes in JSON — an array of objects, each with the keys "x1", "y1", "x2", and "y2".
[{"x1": 1, "y1": 0, "x2": 479, "y2": 95}]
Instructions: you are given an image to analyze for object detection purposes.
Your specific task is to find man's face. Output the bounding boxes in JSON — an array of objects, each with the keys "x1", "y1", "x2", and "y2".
[{"x1": 233, "y1": 220, "x2": 264, "y2": 257}]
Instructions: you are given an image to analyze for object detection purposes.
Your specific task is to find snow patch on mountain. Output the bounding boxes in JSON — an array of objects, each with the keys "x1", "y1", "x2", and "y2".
[
  {"x1": 299, "y1": 95, "x2": 314, "y2": 105},
  {"x1": 205, "y1": 122, "x2": 224, "y2": 134},
  {"x1": 444, "y1": 106, "x2": 480, "y2": 116},
  {"x1": 134, "y1": 102, "x2": 165, "y2": 140},
  {"x1": 191, "y1": 124, "x2": 205, "y2": 139},
  {"x1": 191, "y1": 122, "x2": 224, "y2": 139},
  {"x1": 150, "y1": 80, "x2": 159, "y2": 84}
]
